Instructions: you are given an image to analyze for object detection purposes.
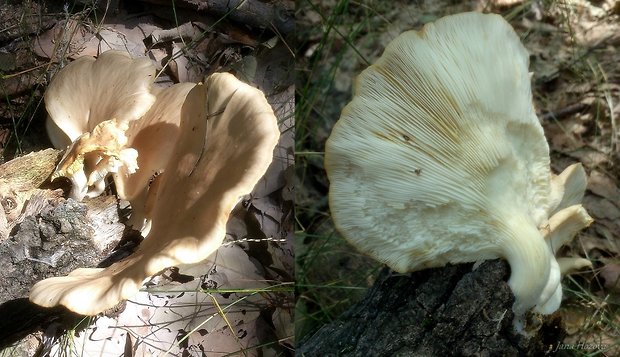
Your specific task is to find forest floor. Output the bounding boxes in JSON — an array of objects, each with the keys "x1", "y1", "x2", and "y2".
[{"x1": 296, "y1": 0, "x2": 620, "y2": 354}]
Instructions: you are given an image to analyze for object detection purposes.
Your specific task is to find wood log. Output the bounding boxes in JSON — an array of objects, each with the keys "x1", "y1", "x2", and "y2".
[
  {"x1": 298, "y1": 260, "x2": 565, "y2": 356},
  {"x1": 0, "y1": 149, "x2": 128, "y2": 348},
  {"x1": 139, "y1": 0, "x2": 294, "y2": 37},
  {"x1": 0, "y1": 149, "x2": 62, "y2": 240}
]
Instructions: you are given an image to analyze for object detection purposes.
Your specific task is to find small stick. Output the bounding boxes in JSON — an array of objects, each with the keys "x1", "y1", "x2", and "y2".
[{"x1": 540, "y1": 102, "x2": 588, "y2": 121}]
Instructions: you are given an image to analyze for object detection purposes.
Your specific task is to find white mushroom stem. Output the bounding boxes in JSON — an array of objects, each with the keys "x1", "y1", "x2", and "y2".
[
  {"x1": 67, "y1": 169, "x2": 88, "y2": 201},
  {"x1": 521, "y1": 204, "x2": 592, "y2": 316},
  {"x1": 82, "y1": 148, "x2": 139, "y2": 198},
  {"x1": 519, "y1": 204, "x2": 592, "y2": 317},
  {"x1": 52, "y1": 119, "x2": 138, "y2": 201},
  {"x1": 534, "y1": 262, "x2": 562, "y2": 315},
  {"x1": 501, "y1": 214, "x2": 556, "y2": 316}
]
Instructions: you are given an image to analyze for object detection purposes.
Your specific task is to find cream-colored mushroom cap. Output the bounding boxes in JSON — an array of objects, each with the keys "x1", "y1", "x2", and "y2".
[
  {"x1": 30, "y1": 73, "x2": 280, "y2": 315},
  {"x1": 52, "y1": 118, "x2": 139, "y2": 200},
  {"x1": 113, "y1": 82, "x2": 197, "y2": 230},
  {"x1": 44, "y1": 50, "x2": 157, "y2": 200},
  {"x1": 45, "y1": 50, "x2": 157, "y2": 148},
  {"x1": 325, "y1": 12, "x2": 592, "y2": 322}
]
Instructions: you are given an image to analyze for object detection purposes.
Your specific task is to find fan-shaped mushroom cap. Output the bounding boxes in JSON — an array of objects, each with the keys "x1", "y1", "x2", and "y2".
[
  {"x1": 113, "y1": 82, "x2": 197, "y2": 229},
  {"x1": 44, "y1": 50, "x2": 157, "y2": 200},
  {"x1": 325, "y1": 12, "x2": 591, "y2": 320},
  {"x1": 45, "y1": 50, "x2": 157, "y2": 148},
  {"x1": 30, "y1": 73, "x2": 280, "y2": 315}
]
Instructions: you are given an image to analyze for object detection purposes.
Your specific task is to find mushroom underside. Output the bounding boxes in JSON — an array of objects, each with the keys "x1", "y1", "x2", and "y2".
[{"x1": 324, "y1": 12, "x2": 592, "y2": 328}]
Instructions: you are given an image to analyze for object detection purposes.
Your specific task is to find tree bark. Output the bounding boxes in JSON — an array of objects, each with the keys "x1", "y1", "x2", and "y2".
[
  {"x1": 0, "y1": 150, "x2": 130, "y2": 348},
  {"x1": 139, "y1": 0, "x2": 294, "y2": 37},
  {"x1": 298, "y1": 260, "x2": 566, "y2": 356}
]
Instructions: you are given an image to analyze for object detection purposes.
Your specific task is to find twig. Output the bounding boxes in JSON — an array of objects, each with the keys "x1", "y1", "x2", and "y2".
[{"x1": 539, "y1": 102, "x2": 588, "y2": 121}]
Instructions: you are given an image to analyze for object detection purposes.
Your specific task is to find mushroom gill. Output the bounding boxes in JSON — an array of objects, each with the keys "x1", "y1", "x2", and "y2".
[{"x1": 324, "y1": 12, "x2": 592, "y2": 329}]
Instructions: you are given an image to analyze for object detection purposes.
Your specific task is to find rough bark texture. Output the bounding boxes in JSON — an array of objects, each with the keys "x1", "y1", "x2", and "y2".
[
  {"x1": 0, "y1": 149, "x2": 62, "y2": 239},
  {"x1": 298, "y1": 260, "x2": 566, "y2": 356},
  {"x1": 0, "y1": 150, "x2": 129, "y2": 349},
  {"x1": 139, "y1": 0, "x2": 294, "y2": 36},
  {"x1": 1, "y1": 198, "x2": 101, "y2": 300}
]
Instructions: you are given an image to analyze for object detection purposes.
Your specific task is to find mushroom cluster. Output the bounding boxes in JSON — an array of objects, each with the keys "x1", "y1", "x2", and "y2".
[
  {"x1": 31, "y1": 51, "x2": 280, "y2": 315},
  {"x1": 45, "y1": 51, "x2": 157, "y2": 202},
  {"x1": 324, "y1": 12, "x2": 592, "y2": 329}
]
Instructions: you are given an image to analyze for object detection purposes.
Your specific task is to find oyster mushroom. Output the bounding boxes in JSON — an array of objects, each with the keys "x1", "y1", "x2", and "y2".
[
  {"x1": 44, "y1": 50, "x2": 157, "y2": 200},
  {"x1": 324, "y1": 12, "x2": 592, "y2": 326},
  {"x1": 113, "y1": 82, "x2": 197, "y2": 230},
  {"x1": 30, "y1": 73, "x2": 280, "y2": 315}
]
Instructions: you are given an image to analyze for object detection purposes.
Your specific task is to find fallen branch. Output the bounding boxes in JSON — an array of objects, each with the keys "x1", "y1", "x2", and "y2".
[{"x1": 140, "y1": 0, "x2": 294, "y2": 37}]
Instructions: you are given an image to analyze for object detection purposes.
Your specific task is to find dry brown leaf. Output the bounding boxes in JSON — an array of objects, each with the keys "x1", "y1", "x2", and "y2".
[
  {"x1": 583, "y1": 196, "x2": 620, "y2": 220},
  {"x1": 168, "y1": 42, "x2": 207, "y2": 83},
  {"x1": 587, "y1": 170, "x2": 620, "y2": 204},
  {"x1": 33, "y1": 18, "x2": 161, "y2": 61},
  {"x1": 581, "y1": 235, "x2": 620, "y2": 256},
  {"x1": 566, "y1": 148, "x2": 609, "y2": 169},
  {"x1": 547, "y1": 121, "x2": 586, "y2": 151},
  {"x1": 599, "y1": 262, "x2": 620, "y2": 293}
]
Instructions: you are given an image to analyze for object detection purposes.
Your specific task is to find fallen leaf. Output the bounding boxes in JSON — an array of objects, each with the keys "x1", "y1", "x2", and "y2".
[
  {"x1": 599, "y1": 262, "x2": 620, "y2": 294},
  {"x1": 567, "y1": 148, "x2": 609, "y2": 169},
  {"x1": 583, "y1": 196, "x2": 620, "y2": 220},
  {"x1": 33, "y1": 17, "x2": 161, "y2": 60},
  {"x1": 581, "y1": 235, "x2": 620, "y2": 256},
  {"x1": 587, "y1": 170, "x2": 620, "y2": 204}
]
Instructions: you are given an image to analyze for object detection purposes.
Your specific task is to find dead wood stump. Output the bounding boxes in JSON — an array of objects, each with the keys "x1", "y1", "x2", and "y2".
[
  {"x1": 0, "y1": 149, "x2": 129, "y2": 348},
  {"x1": 298, "y1": 260, "x2": 567, "y2": 356}
]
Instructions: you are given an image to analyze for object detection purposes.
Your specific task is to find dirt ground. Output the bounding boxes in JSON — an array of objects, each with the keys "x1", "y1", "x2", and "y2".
[{"x1": 296, "y1": 0, "x2": 620, "y2": 353}]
